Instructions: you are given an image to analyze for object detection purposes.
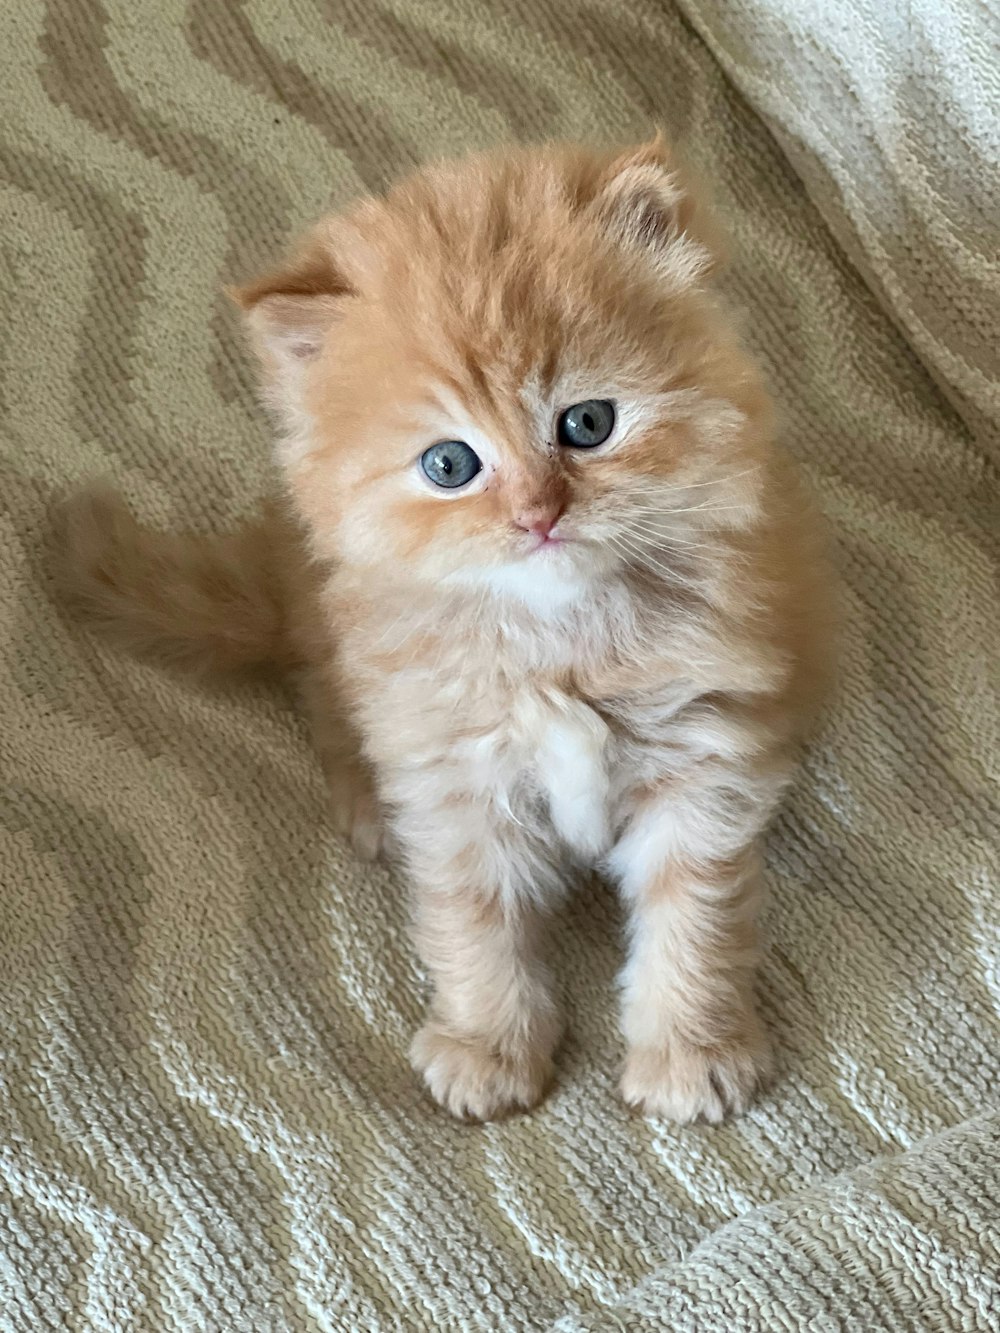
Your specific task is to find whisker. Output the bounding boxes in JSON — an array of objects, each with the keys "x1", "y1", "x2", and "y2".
[
  {"x1": 401, "y1": 619, "x2": 437, "y2": 673},
  {"x1": 623, "y1": 466, "x2": 761, "y2": 497},
  {"x1": 627, "y1": 501, "x2": 750, "y2": 517},
  {"x1": 619, "y1": 525, "x2": 711, "y2": 565},
  {"x1": 628, "y1": 536, "x2": 717, "y2": 557},
  {"x1": 623, "y1": 512, "x2": 721, "y2": 540},
  {"x1": 608, "y1": 532, "x2": 694, "y2": 586},
  {"x1": 472, "y1": 584, "x2": 492, "y2": 650},
  {"x1": 429, "y1": 612, "x2": 456, "y2": 679},
  {"x1": 388, "y1": 622, "x2": 423, "y2": 662},
  {"x1": 369, "y1": 603, "x2": 413, "y2": 650},
  {"x1": 369, "y1": 611, "x2": 426, "y2": 662},
  {"x1": 623, "y1": 521, "x2": 720, "y2": 552},
  {"x1": 617, "y1": 551, "x2": 691, "y2": 588}
]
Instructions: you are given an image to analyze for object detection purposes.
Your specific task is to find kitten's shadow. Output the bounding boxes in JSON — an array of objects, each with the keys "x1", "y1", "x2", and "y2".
[{"x1": 549, "y1": 871, "x2": 626, "y2": 1081}]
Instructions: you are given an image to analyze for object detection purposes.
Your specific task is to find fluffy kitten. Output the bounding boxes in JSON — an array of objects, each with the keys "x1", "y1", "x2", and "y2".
[{"x1": 62, "y1": 137, "x2": 833, "y2": 1123}]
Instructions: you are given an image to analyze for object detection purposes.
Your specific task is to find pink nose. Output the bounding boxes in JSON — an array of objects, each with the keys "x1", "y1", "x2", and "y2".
[{"x1": 515, "y1": 506, "x2": 562, "y2": 538}]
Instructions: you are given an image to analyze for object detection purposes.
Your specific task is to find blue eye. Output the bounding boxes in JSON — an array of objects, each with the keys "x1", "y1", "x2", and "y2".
[
  {"x1": 557, "y1": 399, "x2": 616, "y2": 448},
  {"x1": 420, "y1": 440, "x2": 482, "y2": 489}
]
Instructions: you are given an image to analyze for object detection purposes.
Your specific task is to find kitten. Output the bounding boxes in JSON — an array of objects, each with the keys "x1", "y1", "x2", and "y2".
[{"x1": 61, "y1": 137, "x2": 834, "y2": 1123}]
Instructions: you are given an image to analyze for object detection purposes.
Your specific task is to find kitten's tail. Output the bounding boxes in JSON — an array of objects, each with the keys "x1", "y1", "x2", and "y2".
[{"x1": 57, "y1": 483, "x2": 295, "y2": 676}]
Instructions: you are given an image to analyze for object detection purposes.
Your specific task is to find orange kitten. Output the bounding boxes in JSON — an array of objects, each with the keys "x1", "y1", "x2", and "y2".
[{"x1": 62, "y1": 137, "x2": 834, "y2": 1122}]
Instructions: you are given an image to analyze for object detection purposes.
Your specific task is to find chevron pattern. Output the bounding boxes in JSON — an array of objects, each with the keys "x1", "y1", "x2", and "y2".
[{"x1": 1, "y1": 2, "x2": 997, "y2": 1329}]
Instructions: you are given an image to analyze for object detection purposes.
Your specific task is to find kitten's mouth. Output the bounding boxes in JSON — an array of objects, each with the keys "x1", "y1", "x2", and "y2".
[{"x1": 526, "y1": 532, "x2": 570, "y2": 554}]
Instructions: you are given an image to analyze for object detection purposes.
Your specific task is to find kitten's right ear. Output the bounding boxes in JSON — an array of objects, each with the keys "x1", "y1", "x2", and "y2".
[{"x1": 228, "y1": 236, "x2": 352, "y2": 376}]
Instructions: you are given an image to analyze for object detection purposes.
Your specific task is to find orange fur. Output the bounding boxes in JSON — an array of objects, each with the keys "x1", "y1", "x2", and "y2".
[
  {"x1": 62, "y1": 138, "x2": 834, "y2": 1122},
  {"x1": 57, "y1": 484, "x2": 301, "y2": 676}
]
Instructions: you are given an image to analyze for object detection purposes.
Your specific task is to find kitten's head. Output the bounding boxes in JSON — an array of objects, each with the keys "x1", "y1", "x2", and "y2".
[{"x1": 235, "y1": 137, "x2": 770, "y2": 611}]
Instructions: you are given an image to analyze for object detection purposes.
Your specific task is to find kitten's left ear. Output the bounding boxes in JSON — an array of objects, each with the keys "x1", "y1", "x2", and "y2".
[{"x1": 594, "y1": 132, "x2": 728, "y2": 281}]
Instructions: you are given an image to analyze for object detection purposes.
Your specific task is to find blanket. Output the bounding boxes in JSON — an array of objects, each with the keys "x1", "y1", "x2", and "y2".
[{"x1": 1, "y1": 1, "x2": 997, "y2": 1328}]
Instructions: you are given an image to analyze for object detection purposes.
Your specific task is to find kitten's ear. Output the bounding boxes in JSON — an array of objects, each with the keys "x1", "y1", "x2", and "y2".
[
  {"x1": 228, "y1": 235, "x2": 352, "y2": 374},
  {"x1": 594, "y1": 132, "x2": 727, "y2": 280}
]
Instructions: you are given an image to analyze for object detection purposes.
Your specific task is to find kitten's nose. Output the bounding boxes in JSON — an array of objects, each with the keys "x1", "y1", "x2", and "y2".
[{"x1": 515, "y1": 504, "x2": 563, "y2": 538}]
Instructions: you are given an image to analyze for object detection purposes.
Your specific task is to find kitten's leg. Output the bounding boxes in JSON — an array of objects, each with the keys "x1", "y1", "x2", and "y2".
[
  {"x1": 611, "y1": 790, "x2": 775, "y2": 1123},
  {"x1": 407, "y1": 836, "x2": 562, "y2": 1121},
  {"x1": 298, "y1": 666, "x2": 388, "y2": 861}
]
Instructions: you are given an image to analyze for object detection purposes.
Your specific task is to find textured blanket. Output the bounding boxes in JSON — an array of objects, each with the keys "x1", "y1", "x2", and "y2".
[{"x1": 1, "y1": 2, "x2": 997, "y2": 1330}]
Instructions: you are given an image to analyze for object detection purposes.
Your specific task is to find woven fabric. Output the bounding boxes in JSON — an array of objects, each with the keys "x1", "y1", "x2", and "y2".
[
  {"x1": 1, "y1": 1, "x2": 997, "y2": 1329},
  {"x1": 680, "y1": 0, "x2": 1000, "y2": 450}
]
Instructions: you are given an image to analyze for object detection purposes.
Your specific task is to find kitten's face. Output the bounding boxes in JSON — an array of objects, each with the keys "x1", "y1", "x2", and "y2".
[{"x1": 238, "y1": 141, "x2": 768, "y2": 609}]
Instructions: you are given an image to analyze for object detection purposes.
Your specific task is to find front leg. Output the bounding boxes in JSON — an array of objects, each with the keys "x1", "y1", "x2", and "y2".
[
  {"x1": 610, "y1": 788, "x2": 776, "y2": 1123},
  {"x1": 404, "y1": 815, "x2": 563, "y2": 1121},
  {"x1": 298, "y1": 664, "x2": 389, "y2": 861}
]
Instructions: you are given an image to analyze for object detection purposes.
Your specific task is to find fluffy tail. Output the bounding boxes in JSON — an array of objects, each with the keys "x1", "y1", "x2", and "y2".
[{"x1": 57, "y1": 484, "x2": 294, "y2": 676}]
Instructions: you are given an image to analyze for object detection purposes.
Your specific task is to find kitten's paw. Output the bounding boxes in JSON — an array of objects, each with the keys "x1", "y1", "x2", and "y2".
[
  {"x1": 621, "y1": 1029, "x2": 773, "y2": 1124},
  {"x1": 410, "y1": 1023, "x2": 553, "y2": 1122},
  {"x1": 330, "y1": 784, "x2": 392, "y2": 862}
]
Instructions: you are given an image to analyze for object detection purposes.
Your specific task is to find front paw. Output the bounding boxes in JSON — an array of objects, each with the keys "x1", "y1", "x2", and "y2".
[
  {"x1": 329, "y1": 783, "x2": 392, "y2": 862},
  {"x1": 621, "y1": 1028, "x2": 773, "y2": 1125},
  {"x1": 410, "y1": 1023, "x2": 553, "y2": 1122}
]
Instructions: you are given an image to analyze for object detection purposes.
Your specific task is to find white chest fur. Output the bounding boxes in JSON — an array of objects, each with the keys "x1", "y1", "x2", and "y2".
[{"x1": 512, "y1": 689, "x2": 612, "y2": 859}]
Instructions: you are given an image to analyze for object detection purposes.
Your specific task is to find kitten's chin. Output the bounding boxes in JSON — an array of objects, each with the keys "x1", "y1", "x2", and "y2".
[{"x1": 450, "y1": 544, "x2": 607, "y2": 615}]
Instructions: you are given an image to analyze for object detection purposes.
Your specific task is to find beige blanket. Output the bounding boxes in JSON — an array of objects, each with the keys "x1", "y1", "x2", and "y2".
[{"x1": 1, "y1": 1, "x2": 997, "y2": 1329}]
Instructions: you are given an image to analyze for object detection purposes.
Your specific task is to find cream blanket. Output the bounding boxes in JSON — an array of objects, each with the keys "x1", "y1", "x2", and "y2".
[{"x1": 1, "y1": 1, "x2": 997, "y2": 1329}]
